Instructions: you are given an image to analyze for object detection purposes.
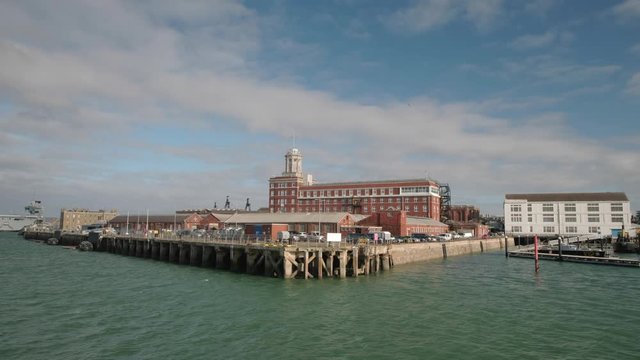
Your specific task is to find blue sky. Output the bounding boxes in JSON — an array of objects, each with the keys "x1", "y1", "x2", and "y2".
[{"x1": 0, "y1": 0, "x2": 639, "y2": 216}]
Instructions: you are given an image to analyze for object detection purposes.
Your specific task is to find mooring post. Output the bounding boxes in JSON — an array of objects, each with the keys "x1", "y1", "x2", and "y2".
[
  {"x1": 504, "y1": 236, "x2": 508, "y2": 258},
  {"x1": 534, "y1": 235, "x2": 540, "y2": 272},
  {"x1": 558, "y1": 236, "x2": 563, "y2": 261}
]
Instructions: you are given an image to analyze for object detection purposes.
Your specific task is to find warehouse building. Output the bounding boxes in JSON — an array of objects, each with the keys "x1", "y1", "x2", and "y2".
[
  {"x1": 504, "y1": 192, "x2": 632, "y2": 237},
  {"x1": 59, "y1": 208, "x2": 118, "y2": 232}
]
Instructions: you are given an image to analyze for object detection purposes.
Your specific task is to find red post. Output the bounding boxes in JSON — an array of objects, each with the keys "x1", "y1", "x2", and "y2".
[{"x1": 534, "y1": 235, "x2": 540, "y2": 273}]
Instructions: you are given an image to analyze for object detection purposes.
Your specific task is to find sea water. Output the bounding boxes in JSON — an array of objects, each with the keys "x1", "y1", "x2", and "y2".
[{"x1": 2, "y1": 232, "x2": 640, "y2": 359}]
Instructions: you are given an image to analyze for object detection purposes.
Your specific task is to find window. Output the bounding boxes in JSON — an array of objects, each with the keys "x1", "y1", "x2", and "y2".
[
  {"x1": 589, "y1": 226, "x2": 600, "y2": 234},
  {"x1": 511, "y1": 214, "x2": 522, "y2": 222},
  {"x1": 414, "y1": 206, "x2": 418, "y2": 212},
  {"x1": 510, "y1": 204, "x2": 522, "y2": 212},
  {"x1": 588, "y1": 215, "x2": 599, "y2": 223},
  {"x1": 511, "y1": 226, "x2": 522, "y2": 233},
  {"x1": 528, "y1": 215, "x2": 533, "y2": 222},
  {"x1": 565, "y1": 226, "x2": 577, "y2": 233},
  {"x1": 423, "y1": 205, "x2": 428, "y2": 212},
  {"x1": 542, "y1": 203, "x2": 554, "y2": 212},
  {"x1": 564, "y1": 203, "x2": 576, "y2": 212},
  {"x1": 565, "y1": 215, "x2": 576, "y2": 223},
  {"x1": 543, "y1": 226, "x2": 555, "y2": 233},
  {"x1": 587, "y1": 203, "x2": 599, "y2": 212},
  {"x1": 611, "y1": 215, "x2": 624, "y2": 223},
  {"x1": 543, "y1": 215, "x2": 554, "y2": 222},
  {"x1": 527, "y1": 204, "x2": 532, "y2": 212},
  {"x1": 611, "y1": 203, "x2": 623, "y2": 212},
  {"x1": 364, "y1": 206, "x2": 368, "y2": 212}
]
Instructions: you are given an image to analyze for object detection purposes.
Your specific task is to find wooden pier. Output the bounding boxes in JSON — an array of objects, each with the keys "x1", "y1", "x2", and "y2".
[
  {"x1": 508, "y1": 249, "x2": 640, "y2": 267},
  {"x1": 23, "y1": 231, "x2": 393, "y2": 279}
]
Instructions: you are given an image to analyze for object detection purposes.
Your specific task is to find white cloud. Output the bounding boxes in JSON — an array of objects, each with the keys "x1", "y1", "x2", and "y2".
[
  {"x1": 612, "y1": 0, "x2": 640, "y2": 20},
  {"x1": 384, "y1": 0, "x2": 503, "y2": 33},
  {"x1": 510, "y1": 31, "x2": 556, "y2": 49},
  {"x1": 630, "y1": 43, "x2": 640, "y2": 56},
  {"x1": 627, "y1": 72, "x2": 640, "y2": 96},
  {"x1": 524, "y1": 0, "x2": 558, "y2": 17},
  {"x1": 0, "y1": 0, "x2": 638, "y2": 216},
  {"x1": 465, "y1": 0, "x2": 504, "y2": 31},
  {"x1": 385, "y1": 0, "x2": 460, "y2": 32},
  {"x1": 509, "y1": 30, "x2": 573, "y2": 50},
  {"x1": 500, "y1": 55, "x2": 621, "y2": 83}
]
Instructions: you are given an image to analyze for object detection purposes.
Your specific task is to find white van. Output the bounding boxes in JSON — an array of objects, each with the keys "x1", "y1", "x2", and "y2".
[{"x1": 437, "y1": 233, "x2": 452, "y2": 241}]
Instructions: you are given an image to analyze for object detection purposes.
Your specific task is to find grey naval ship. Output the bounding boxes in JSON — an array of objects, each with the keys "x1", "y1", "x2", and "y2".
[{"x1": 0, "y1": 201, "x2": 44, "y2": 232}]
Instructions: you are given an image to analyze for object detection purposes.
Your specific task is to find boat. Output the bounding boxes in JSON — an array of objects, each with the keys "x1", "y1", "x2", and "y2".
[{"x1": 0, "y1": 201, "x2": 44, "y2": 232}]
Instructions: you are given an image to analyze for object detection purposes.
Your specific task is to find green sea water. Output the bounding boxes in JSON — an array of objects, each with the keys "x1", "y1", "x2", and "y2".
[{"x1": 2, "y1": 232, "x2": 640, "y2": 359}]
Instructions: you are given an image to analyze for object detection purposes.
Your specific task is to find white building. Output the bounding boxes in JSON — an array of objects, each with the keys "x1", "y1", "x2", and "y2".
[{"x1": 504, "y1": 192, "x2": 632, "y2": 237}]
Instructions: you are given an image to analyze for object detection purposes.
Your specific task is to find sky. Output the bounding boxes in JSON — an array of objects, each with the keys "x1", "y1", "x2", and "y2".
[{"x1": 1, "y1": 0, "x2": 639, "y2": 217}]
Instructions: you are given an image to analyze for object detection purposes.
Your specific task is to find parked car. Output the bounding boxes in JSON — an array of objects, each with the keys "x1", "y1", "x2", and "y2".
[{"x1": 310, "y1": 231, "x2": 324, "y2": 241}]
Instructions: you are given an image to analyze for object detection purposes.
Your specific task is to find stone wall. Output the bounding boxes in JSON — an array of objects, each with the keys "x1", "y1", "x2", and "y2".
[{"x1": 389, "y1": 237, "x2": 514, "y2": 265}]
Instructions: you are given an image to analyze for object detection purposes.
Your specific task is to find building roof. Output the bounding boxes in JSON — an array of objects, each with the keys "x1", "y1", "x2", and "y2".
[
  {"x1": 350, "y1": 214, "x2": 368, "y2": 222},
  {"x1": 209, "y1": 213, "x2": 235, "y2": 222},
  {"x1": 303, "y1": 178, "x2": 439, "y2": 187},
  {"x1": 224, "y1": 212, "x2": 352, "y2": 224},
  {"x1": 108, "y1": 214, "x2": 196, "y2": 224},
  {"x1": 505, "y1": 192, "x2": 628, "y2": 202},
  {"x1": 406, "y1": 216, "x2": 448, "y2": 227}
]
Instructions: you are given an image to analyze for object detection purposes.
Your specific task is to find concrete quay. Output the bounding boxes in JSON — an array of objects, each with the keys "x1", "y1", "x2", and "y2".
[{"x1": 23, "y1": 231, "x2": 514, "y2": 279}]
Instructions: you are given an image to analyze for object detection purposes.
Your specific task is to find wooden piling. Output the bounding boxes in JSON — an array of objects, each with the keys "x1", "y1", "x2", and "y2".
[{"x1": 339, "y1": 251, "x2": 347, "y2": 279}]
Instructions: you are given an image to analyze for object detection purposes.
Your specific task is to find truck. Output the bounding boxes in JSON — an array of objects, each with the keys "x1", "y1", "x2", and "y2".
[
  {"x1": 372, "y1": 231, "x2": 395, "y2": 243},
  {"x1": 277, "y1": 231, "x2": 290, "y2": 242}
]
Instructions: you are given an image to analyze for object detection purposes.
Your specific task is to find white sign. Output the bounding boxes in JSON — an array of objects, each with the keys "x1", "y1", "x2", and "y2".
[{"x1": 326, "y1": 233, "x2": 342, "y2": 242}]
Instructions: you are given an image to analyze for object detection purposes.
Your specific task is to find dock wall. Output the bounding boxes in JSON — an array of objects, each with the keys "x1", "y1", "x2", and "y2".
[{"x1": 389, "y1": 237, "x2": 513, "y2": 265}]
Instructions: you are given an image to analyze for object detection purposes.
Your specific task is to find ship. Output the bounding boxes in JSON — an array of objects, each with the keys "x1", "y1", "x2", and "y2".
[{"x1": 0, "y1": 201, "x2": 44, "y2": 232}]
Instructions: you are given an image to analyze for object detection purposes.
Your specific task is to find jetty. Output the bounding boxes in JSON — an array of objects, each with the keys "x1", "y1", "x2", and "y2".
[
  {"x1": 508, "y1": 250, "x2": 640, "y2": 267},
  {"x1": 23, "y1": 231, "x2": 512, "y2": 279},
  {"x1": 508, "y1": 235, "x2": 640, "y2": 268}
]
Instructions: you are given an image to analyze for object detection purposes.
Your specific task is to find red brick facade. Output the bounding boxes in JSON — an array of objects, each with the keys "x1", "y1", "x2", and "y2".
[{"x1": 356, "y1": 211, "x2": 449, "y2": 237}]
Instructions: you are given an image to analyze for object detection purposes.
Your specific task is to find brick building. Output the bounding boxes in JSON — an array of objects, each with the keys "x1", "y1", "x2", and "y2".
[
  {"x1": 447, "y1": 205, "x2": 480, "y2": 222},
  {"x1": 357, "y1": 210, "x2": 449, "y2": 237},
  {"x1": 268, "y1": 148, "x2": 441, "y2": 220}
]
